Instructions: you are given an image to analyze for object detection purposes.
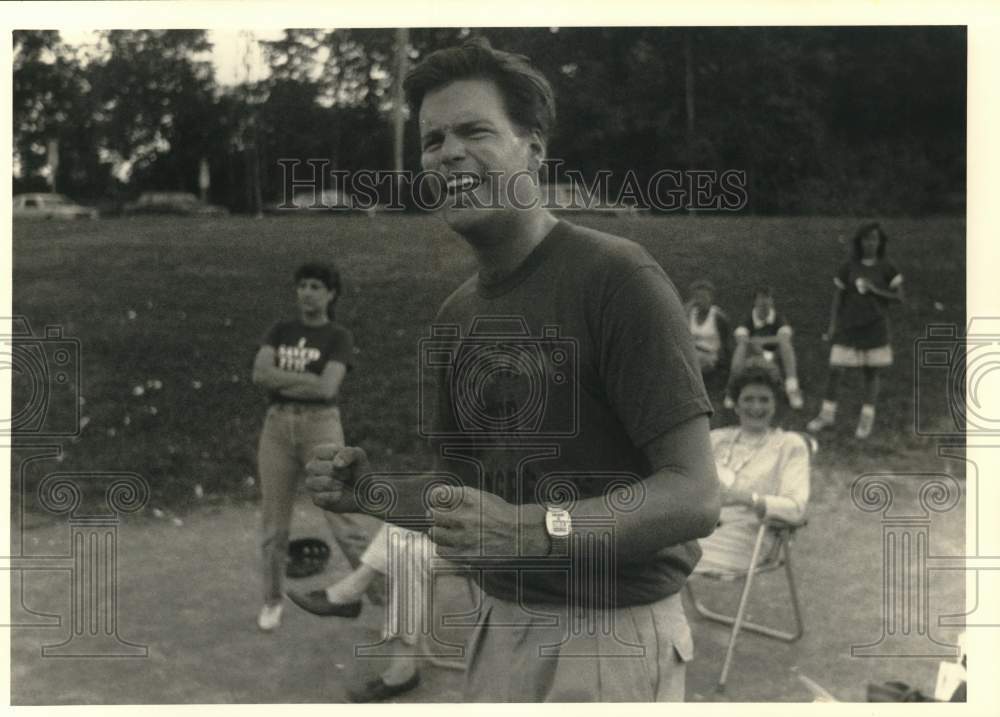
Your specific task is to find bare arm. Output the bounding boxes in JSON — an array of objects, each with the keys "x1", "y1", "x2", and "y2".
[
  {"x1": 305, "y1": 414, "x2": 720, "y2": 562},
  {"x1": 865, "y1": 277, "x2": 905, "y2": 303},
  {"x1": 252, "y1": 346, "x2": 325, "y2": 392},
  {"x1": 433, "y1": 414, "x2": 720, "y2": 562},
  {"x1": 253, "y1": 346, "x2": 318, "y2": 391},
  {"x1": 823, "y1": 288, "x2": 843, "y2": 340},
  {"x1": 274, "y1": 361, "x2": 347, "y2": 401}
]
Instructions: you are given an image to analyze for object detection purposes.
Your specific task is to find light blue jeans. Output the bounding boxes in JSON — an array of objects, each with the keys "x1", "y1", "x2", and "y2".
[{"x1": 257, "y1": 403, "x2": 344, "y2": 603}]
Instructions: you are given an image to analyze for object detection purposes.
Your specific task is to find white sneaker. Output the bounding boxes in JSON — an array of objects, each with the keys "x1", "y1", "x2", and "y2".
[
  {"x1": 257, "y1": 602, "x2": 283, "y2": 632},
  {"x1": 855, "y1": 413, "x2": 875, "y2": 440},
  {"x1": 788, "y1": 388, "x2": 804, "y2": 410},
  {"x1": 807, "y1": 414, "x2": 833, "y2": 433}
]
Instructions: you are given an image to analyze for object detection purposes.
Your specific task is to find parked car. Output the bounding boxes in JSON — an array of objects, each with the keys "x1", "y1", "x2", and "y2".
[
  {"x1": 123, "y1": 192, "x2": 229, "y2": 216},
  {"x1": 13, "y1": 193, "x2": 99, "y2": 220},
  {"x1": 264, "y1": 188, "x2": 382, "y2": 216}
]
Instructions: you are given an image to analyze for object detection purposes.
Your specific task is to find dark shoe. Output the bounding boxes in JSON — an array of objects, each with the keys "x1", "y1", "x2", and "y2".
[
  {"x1": 286, "y1": 589, "x2": 362, "y2": 618},
  {"x1": 866, "y1": 681, "x2": 931, "y2": 702},
  {"x1": 347, "y1": 672, "x2": 421, "y2": 703}
]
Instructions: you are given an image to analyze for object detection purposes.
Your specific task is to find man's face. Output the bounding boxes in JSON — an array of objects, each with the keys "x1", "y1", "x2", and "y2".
[{"x1": 419, "y1": 78, "x2": 541, "y2": 236}]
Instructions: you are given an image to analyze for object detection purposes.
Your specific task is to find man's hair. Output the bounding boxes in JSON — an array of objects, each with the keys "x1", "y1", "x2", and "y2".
[
  {"x1": 294, "y1": 262, "x2": 341, "y2": 319},
  {"x1": 403, "y1": 36, "x2": 556, "y2": 143},
  {"x1": 851, "y1": 221, "x2": 888, "y2": 260}
]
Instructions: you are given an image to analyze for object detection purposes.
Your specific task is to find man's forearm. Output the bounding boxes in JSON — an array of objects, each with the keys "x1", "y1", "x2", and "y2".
[{"x1": 545, "y1": 468, "x2": 720, "y2": 563}]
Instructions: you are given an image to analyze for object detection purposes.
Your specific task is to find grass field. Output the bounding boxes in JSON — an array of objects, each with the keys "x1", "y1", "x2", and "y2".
[
  {"x1": 10, "y1": 213, "x2": 969, "y2": 703},
  {"x1": 12, "y1": 213, "x2": 965, "y2": 511}
]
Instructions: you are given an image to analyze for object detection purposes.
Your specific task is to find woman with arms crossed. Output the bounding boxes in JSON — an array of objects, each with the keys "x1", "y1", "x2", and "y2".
[{"x1": 252, "y1": 262, "x2": 354, "y2": 631}]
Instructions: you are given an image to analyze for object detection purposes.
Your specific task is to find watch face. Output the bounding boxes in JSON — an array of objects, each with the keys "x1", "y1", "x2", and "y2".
[{"x1": 547, "y1": 510, "x2": 571, "y2": 537}]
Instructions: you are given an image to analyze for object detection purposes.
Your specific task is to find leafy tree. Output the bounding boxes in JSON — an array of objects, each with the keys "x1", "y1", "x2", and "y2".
[{"x1": 89, "y1": 30, "x2": 220, "y2": 194}]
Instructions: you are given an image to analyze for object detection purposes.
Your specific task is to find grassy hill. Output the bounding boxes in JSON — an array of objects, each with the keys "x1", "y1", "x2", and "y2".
[{"x1": 11, "y1": 213, "x2": 966, "y2": 512}]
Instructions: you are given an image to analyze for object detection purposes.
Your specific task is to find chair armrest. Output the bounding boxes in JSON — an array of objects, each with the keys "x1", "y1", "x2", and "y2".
[{"x1": 764, "y1": 516, "x2": 808, "y2": 532}]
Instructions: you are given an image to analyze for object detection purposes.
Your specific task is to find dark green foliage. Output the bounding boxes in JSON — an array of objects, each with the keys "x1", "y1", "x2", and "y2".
[{"x1": 13, "y1": 27, "x2": 965, "y2": 215}]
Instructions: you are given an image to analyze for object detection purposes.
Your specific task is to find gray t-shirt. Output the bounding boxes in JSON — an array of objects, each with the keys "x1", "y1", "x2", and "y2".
[{"x1": 427, "y1": 220, "x2": 712, "y2": 607}]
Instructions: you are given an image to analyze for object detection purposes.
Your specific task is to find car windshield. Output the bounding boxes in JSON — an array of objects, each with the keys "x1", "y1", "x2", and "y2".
[{"x1": 44, "y1": 195, "x2": 73, "y2": 205}]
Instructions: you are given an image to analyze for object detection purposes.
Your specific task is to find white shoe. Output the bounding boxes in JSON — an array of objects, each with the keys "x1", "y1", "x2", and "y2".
[
  {"x1": 787, "y1": 388, "x2": 804, "y2": 410},
  {"x1": 257, "y1": 602, "x2": 283, "y2": 632},
  {"x1": 855, "y1": 413, "x2": 874, "y2": 440},
  {"x1": 807, "y1": 414, "x2": 833, "y2": 433}
]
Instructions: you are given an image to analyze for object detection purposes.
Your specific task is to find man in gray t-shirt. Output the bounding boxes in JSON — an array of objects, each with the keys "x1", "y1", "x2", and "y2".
[{"x1": 306, "y1": 38, "x2": 720, "y2": 702}]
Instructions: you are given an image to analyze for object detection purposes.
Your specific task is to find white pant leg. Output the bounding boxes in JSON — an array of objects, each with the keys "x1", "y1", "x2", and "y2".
[{"x1": 361, "y1": 524, "x2": 435, "y2": 646}]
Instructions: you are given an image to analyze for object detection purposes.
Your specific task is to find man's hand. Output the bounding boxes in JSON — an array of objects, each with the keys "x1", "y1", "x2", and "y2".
[
  {"x1": 428, "y1": 486, "x2": 549, "y2": 560},
  {"x1": 305, "y1": 445, "x2": 370, "y2": 513}
]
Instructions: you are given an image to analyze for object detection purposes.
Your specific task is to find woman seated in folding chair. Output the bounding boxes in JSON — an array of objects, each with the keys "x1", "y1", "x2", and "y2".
[{"x1": 695, "y1": 365, "x2": 810, "y2": 575}]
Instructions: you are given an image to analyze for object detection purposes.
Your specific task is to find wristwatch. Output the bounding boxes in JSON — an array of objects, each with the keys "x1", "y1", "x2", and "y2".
[{"x1": 544, "y1": 507, "x2": 572, "y2": 557}]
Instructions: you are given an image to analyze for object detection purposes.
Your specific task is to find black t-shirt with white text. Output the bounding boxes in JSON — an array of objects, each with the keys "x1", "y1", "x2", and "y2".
[{"x1": 261, "y1": 319, "x2": 354, "y2": 405}]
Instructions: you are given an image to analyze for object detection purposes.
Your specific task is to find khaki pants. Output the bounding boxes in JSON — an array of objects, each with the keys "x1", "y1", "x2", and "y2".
[{"x1": 464, "y1": 591, "x2": 693, "y2": 702}]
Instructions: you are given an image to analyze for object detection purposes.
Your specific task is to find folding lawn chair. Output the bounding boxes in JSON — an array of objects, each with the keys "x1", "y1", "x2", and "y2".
[{"x1": 684, "y1": 432, "x2": 815, "y2": 693}]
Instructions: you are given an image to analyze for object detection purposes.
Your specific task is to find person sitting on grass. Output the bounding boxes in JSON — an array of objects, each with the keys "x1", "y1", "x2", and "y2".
[
  {"x1": 724, "y1": 286, "x2": 804, "y2": 411},
  {"x1": 807, "y1": 222, "x2": 905, "y2": 439},
  {"x1": 685, "y1": 279, "x2": 732, "y2": 401},
  {"x1": 697, "y1": 366, "x2": 810, "y2": 575}
]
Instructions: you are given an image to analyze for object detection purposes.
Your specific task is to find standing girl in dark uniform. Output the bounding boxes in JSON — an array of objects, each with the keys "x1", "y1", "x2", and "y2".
[
  {"x1": 808, "y1": 223, "x2": 905, "y2": 439},
  {"x1": 252, "y1": 262, "x2": 354, "y2": 631}
]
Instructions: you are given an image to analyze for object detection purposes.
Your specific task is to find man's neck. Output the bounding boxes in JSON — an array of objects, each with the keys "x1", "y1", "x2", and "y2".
[{"x1": 465, "y1": 209, "x2": 559, "y2": 284}]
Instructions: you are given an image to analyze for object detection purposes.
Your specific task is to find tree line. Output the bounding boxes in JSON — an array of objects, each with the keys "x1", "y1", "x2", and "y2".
[{"x1": 13, "y1": 26, "x2": 965, "y2": 215}]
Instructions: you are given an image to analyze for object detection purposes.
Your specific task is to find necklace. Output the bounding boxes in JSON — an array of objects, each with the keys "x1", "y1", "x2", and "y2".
[{"x1": 722, "y1": 429, "x2": 772, "y2": 476}]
